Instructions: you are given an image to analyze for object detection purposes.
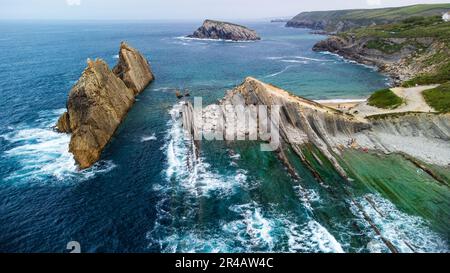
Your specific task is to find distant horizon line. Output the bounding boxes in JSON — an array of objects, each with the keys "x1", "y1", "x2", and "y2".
[
  {"x1": 2, "y1": 2, "x2": 449, "y2": 22},
  {"x1": 0, "y1": 18, "x2": 292, "y2": 23}
]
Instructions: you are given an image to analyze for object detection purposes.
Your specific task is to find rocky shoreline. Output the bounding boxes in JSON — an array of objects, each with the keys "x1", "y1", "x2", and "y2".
[
  {"x1": 56, "y1": 42, "x2": 154, "y2": 169},
  {"x1": 188, "y1": 20, "x2": 260, "y2": 41},
  {"x1": 312, "y1": 35, "x2": 444, "y2": 85}
]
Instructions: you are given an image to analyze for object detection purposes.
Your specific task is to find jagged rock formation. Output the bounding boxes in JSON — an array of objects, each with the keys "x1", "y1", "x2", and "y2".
[
  {"x1": 180, "y1": 77, "x2": 450, "y2": 179},
  {"x1": 181, "y1": 77, "x2": 370, "y2": 178},
  {"x1": 286, "y1": 4, "x2": 450, "y2": 33},
  {"x1": 188, "y1": 20, "x2": 260, "y2": 41},
  {"x1": 112, "y1": 42, "x2": 154, "y2": 94},
  {"x1": 56, "y1": 43, "x2": 154, "y2": 169}
]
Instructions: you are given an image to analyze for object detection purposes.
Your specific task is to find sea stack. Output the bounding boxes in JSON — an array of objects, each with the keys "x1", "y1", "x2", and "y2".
[
  {"x1": 56, "y1": 42, "x2": 154, "y2": 169},
  {"x1": 188, "y1": 19, "x2": 260, "y2": 41}
]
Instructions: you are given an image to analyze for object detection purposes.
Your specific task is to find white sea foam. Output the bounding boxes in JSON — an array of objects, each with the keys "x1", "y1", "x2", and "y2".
[
  {"x1": 113, "y1": 54, "x2": 119, "y2": 59},
  {"x1": 149, "y1": 103, "x2": 345, "y2": 253},
  {"x1": 318, "y1": 51, "x2": 379, "y2": 71},
  {"x1": 141, "y1": 133, "x2": 157, "y2": 142},
  {"x1": 229, "y1": 153, "x2": 241, "y2": 159},
  {"x1": 293, "y1": 184, "x2": 322, "y2": 211},
  {"x1": 286, "y1": 220, "x2": 345, "y2": 253},
  {"x1": 224, "y1": 203, "x2": 275, "y2": 251},
  {"x1": 152, "y1": 87, "x2": 173, "y2": 92},
  {"x1": 175, "y1": 36, "x2": 258, "y2": 43},
  {"x1": 266, "y1": 56, "x2": 328, "y2": 62},
  {"x1": 350, "y1": 193, "x2": 448, "y2": 253},
  {"x1": 264, "y1": 65, "x2": 295, "y2": 78},
  {"x1": 224, "y1": 202, "x2": 344, "y2": 253},
  {"x1": 164, "y1": 102, "x2": 246, "y2": 197},
  {"x1": 280, "y1": 59, "x2": 309, "y2": 64},
  {"x1": 1, "y1": 109, "x2": 115, "y2": 183}
]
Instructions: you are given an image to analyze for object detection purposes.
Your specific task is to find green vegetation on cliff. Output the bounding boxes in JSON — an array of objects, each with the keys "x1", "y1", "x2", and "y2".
[
  {"x1": 423, "y1": 82, "x2": 450, "y2": 113},
  {"x1": 351, "y1": 16, "x2": 450, "y2": 41},
  {"x1": 402, "y1": 63, "x2": 450, "y2": 87},
  {"x1": 368, "y1": 88, "x2": 403, "y2": 109},
  {"x1": 341, "y1": 15, "x2": 450, "y2": 86}
]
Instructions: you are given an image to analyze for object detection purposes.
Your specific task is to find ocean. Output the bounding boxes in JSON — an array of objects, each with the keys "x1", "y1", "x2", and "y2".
[{"x1": 0, "y1": 21, "x2": 448, "y2": 253}]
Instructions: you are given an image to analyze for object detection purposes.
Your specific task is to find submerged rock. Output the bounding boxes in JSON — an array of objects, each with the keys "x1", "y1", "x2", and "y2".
[
  {"x1": 56, "y1": 43, "x2": 154, "y2": 169},
  {"x1": 188, "y1": 20, "x2": 260, "y2": 41}
]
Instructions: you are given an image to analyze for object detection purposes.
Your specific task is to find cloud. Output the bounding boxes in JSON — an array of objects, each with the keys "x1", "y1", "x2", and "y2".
[
  {"x1": 66, "y1": 0, "x2": 81, "y2": 6},
  {"x1": 366, "y1": 0, "x2": 381, "y2": 6}
]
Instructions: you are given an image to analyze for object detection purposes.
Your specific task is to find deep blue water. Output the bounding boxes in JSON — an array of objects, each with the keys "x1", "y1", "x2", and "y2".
[{"x1": 1, "y1": 21, "x2": 446, "y2": 253}]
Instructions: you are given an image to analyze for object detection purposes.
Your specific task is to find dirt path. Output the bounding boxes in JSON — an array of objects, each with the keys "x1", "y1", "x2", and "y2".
[{"x1": 349, "y1": 85, "x2": 438, "y2": 118}]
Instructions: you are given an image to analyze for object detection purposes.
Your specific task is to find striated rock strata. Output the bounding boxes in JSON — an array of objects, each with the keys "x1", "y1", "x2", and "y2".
[
  {"x1": 180, "y1": 77, "x2": 450, "y2": 179},
  {"x1": 113, "y1": 42, "x2": 154, "y2": 94},
  {"x1": 56, "y1": 42, "x2": 154, "y2": 169},
  {"x1": 188, "y1": 20, "x2": 260, "y2": 41}
]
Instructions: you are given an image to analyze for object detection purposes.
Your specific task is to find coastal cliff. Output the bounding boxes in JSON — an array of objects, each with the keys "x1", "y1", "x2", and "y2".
[
  {"x1": 188, "y1": 20, "x2": 260, "y2": 41},
  {"x1": 286, "y1": 4, "x2": 450, "y2": 33},
  {"x1": 312, "y1": 16, "x2": 450, "y2": 86},
  {"x1": 56, "y1": 43, "x2": 154, "y2": 169}
]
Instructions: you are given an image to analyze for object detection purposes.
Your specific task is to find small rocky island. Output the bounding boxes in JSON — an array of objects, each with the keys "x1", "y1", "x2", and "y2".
[
  {"x1": 56, "y1": 42, "x2": 154, "y2": 169},
  {"x1": 188, "y1": 19, "x2": 260, "y2": 41}
]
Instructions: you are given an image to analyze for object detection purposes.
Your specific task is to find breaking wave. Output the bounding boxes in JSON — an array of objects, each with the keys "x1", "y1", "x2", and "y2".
[
  {"x1": 1, "y1": 109, "x2": 116, "y2": 184},
  {"x1": 141, "y1": 133, "x2": 157, "y2": 142},
  {"x1": 146, "y1": 103, "x2": 346, "y2": 253},
  {"x1": 350, "y1": 193, "x2": 448, "y2": 253},
  {"x1": 175, "y1": 36, "x2": 258, "y2": 43}
]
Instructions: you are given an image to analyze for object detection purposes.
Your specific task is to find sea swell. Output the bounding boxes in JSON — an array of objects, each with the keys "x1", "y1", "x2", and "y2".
[{"x1": 147, "y1": 103, "x2": 346, "y2": 253}]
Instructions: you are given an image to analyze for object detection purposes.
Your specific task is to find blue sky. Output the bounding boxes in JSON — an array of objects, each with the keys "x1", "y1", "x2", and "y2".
[{"x1": 0, "y1": 0, "x2": 448, "y2": 20}]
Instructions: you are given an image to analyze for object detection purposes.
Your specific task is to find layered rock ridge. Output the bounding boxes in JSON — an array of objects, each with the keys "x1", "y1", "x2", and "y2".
[
  {"x1": 188, "y1": 20, "x2": 260, "y2": 41},
  {"x1": 181, "y1": 77, "x2": 370, "y2": 178},
  {"x1": 56, "y1": 42, "x2": 154, "y2": 169},
  {"x1": 181, "y1": 77, "x2": 450, "y2": 180}
]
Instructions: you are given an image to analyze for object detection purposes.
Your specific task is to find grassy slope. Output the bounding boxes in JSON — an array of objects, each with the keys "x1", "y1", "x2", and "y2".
[
  {"x1": 290, "y1": 4, "x2": 450, "y2": 29},
  {"x1": 367, "y1": 88, "x2": 403, "y2": 109},
  {"x1": 350, "y1": 16, "x2": 450, "y2": 40},
  {"x1": 343, "y1": 4, "x2": 450, "y2": 20},
  {"x1": 422, "y1": 82, "x2": 450, "y2": 113}
]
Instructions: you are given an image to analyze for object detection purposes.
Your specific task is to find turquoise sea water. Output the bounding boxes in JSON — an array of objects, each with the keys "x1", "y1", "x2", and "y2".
[{"x1": 0, "y1": 21, "x2": 447, "y2": 253}]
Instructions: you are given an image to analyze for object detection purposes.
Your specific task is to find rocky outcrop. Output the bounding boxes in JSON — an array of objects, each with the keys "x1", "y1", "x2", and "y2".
[
  {"x1": 313, "y1": 35, "x2": 445, "y2": 84},
  {"x1": 181, "y1": 77, "x2": 370, "y2": 178},
  {"x1": 188, "y1": 20, "x2": 260, "y2": 41},
  {"x1": 56, "y1": 43, "x2": 154, "y2": 169},
  {"x1": 112, "y1": 42, "x2": 154, "y2": 94},
  {"x1": 180, "y1": 77, "x2": 450, "y2": 180}
]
